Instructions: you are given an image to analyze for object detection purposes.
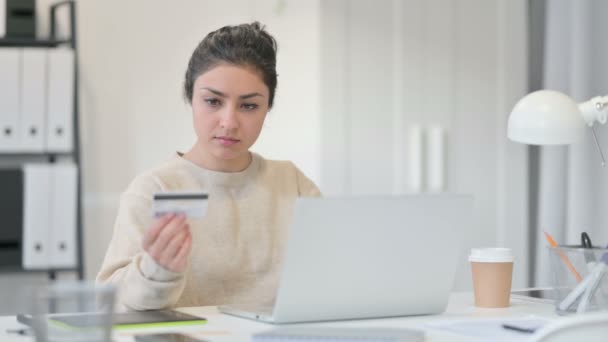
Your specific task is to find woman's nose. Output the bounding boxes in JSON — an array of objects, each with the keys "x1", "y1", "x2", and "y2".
[{"x1": 219, "y1": 106, "x2": 239, "y2": 129}]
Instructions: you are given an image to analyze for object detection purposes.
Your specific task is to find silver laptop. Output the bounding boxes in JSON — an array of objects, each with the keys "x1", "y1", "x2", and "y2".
[{"x1": 219, "y1": 195, "x2": 472, "y2": 324}]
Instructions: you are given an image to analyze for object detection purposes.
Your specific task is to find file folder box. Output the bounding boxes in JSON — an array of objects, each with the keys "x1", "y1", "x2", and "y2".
[
  {"x1": 49, "y1": 163, "x2": 77, "y2": 268},
  {"x1": 0, "y1": 48, "x2": 21, "y2": 152},
  {"x1": 5, "y1": 0, "x2": 36, "y2": 38},
  {"x1": 1, "y1": 47, "x2": 72, "y2": 153},
  {"x1": 20, "y1": 48, "x2": 47, "y2": 152},
  {"x1": 46, "y1": 48, "x2": 74, "y2": 152},
  {"x1": 21, "y1": 163, "x2": 78, "y2": 270},
  {"x1": 0, "y1": 168, "x2": 24, "y2": 268},
  {"x1": 22, "y1": 163, "x2": 52, "y2": 269}
]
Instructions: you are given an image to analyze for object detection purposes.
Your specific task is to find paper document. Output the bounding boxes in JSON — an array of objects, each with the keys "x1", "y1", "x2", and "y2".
[{"x1": 427, "y1": 316, "x2": 551, "y2": 342}]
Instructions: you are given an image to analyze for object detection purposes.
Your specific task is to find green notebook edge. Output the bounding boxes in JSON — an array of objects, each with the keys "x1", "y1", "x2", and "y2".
[{"x1": 48, "y1": 318, "x2": 207, "y2": 331}]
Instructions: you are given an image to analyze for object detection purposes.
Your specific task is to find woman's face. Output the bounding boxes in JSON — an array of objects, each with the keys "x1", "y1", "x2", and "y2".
[{"x1": 190, "y1": 64, "x2": 269, "y2": 171}]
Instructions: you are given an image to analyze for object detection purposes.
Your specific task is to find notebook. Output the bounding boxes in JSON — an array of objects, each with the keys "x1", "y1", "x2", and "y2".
[
  {"x1": 220, "y1": 195, "x2": 472, "y2": 323},
  {"x1": 252, "y1": 327, "x2": 425, "y2": 342}
]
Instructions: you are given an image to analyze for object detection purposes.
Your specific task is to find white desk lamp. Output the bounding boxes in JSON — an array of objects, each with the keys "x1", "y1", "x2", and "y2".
[
  {"x1": 508, "y1": 90, "x2": 608, "y2": 165},
  {"x1": 507, "y1": 90, "x2": 608, "y2": 314}
]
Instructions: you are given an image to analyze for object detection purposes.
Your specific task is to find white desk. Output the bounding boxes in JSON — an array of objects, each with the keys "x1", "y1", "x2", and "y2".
[{"x1": 0, "y1": 292, "x2": 558, "y2": 341}]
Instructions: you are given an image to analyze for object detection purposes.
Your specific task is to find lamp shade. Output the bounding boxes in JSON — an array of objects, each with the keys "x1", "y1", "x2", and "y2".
[{"x1": 507, "y1": 90, "x2": 586, "y2": 145}]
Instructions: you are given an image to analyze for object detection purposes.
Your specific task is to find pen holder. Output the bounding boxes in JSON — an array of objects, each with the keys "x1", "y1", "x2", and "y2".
[
  {"x1": 28, "y1": 281, "x2": 116, "y2": 342},
  {"x1": 547, "y1": 246, "x2": 608, "y2": 315}
]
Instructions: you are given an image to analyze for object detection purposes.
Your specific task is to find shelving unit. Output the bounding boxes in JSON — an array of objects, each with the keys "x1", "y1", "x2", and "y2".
[{"x1": 0, "y1": 0, "x2": 82, "y2": 280}]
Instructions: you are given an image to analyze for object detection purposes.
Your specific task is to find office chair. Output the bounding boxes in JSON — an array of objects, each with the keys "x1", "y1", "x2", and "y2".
[{"x1": 530, "y1": 312, "x2": 608, "y2": 342}]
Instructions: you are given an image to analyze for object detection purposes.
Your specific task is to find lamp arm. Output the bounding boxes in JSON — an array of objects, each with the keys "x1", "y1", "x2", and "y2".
[
  {"x1": 578, "y1": 95, "x2": 608, "y2": 126},
  {"x1": 578, "y1": 95, "x2": 608, "y2": 167}
]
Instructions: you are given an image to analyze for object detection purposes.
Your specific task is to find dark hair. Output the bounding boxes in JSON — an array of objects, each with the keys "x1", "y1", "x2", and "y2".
[{"x1": 183, "y1": 22, "x2": 278, "y2": 107}]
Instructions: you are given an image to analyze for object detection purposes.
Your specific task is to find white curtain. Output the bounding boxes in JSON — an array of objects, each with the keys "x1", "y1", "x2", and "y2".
[{"x1": 535, "y1": 0, "x2": 608, "y2": 286}]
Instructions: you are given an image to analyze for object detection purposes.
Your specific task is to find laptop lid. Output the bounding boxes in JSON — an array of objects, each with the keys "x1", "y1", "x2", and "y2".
[{"x1": 270, "y1": 194, "x2": 472, "y2": 323}]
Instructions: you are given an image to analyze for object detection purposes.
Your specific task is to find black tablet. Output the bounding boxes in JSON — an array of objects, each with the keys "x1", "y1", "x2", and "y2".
[{"x1": 20, "y1": 310, "x2": 206, "y2": 330}]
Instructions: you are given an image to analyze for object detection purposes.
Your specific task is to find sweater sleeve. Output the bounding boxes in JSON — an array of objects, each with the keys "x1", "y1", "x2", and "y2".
[
  {"x1": 293, "y1": 164, "x2": 322, "y2": 197},
  {"x1": 96, "y1": 179, "x2": 187, "y2": 311}
]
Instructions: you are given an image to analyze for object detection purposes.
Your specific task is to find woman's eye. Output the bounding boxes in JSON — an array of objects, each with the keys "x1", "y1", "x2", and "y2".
[
  {"x1": 204, "y1": 98, "x2": 221, "y2": 107},
  {"x1": 241, "y1": 103, "x2": 258, "y2": 111}
]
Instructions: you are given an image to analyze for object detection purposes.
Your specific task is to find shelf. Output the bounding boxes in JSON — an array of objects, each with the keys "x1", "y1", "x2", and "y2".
[
  {"x1": 0, "y1": 0, "x2": 83, "y2": 281},
  {"x1": 0, "y1": 38, "x2": 71, "y2": 48},
  {"x1": 0, "y1": 266, "x2": 79, "y2": 273},
  {"x1": 0, "y1": 152, "x2": 74, "y2": 157}
]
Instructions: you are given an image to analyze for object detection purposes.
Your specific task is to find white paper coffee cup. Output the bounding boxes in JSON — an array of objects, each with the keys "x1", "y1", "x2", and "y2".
[{"x1": 469, "y1": 248, "x2": 514, "y2": 308}]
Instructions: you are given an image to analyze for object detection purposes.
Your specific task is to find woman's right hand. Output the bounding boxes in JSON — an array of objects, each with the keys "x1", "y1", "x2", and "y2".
[{"x1": 142, "y1": 213, "x2": 192, "y2": 273}]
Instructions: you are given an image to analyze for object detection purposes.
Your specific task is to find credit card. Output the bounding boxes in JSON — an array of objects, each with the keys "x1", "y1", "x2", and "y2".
[{"x1": 152, "y1": 192, "x2": 208, "y2": 219}]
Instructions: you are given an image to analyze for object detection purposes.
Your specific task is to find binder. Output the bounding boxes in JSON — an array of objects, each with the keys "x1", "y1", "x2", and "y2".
[
  {"x1": 0, "y1": 0, "x2": 5, "y2": 38},
  {"x1": 22, "y1": 164, "x2": 52, "y2": 269},
  {"x1": 19, "y1": 48, "x2": 47, "y2": 152},
  {"x1": 0, "y1": 48, "x2": 21, "y2": 152},
  {"x1": 49, "y1": 163, "x2": 77, "y2": 268},
  {"x1": 0, "y1": 168, "x2": 24, "y2": 268},
  {"x1": 46, "y1": 48, "x2": 74, "y2": 152}
]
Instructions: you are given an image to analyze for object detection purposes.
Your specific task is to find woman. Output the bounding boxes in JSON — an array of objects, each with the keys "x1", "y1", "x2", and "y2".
[{"x1": 97, "y1": 22, "x2": 321, "y2": 311}]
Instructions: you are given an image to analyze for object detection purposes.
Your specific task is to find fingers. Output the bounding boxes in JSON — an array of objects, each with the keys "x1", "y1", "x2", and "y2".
[
  {"x1": 142, "y1": 213, "x2": 175, "y2": 250},
  {"x1": 167, "y1": 234, "x2": 192, "y2": 273},
  {"x1": 143, "y1": 213, "x2": 192, "y2": 273},
  {"x1": 157, "y1": 225, "x2": 190, "y2": 266},
  {"x1": 145, "y1": 214, "x2": 187, "y2": 256}
]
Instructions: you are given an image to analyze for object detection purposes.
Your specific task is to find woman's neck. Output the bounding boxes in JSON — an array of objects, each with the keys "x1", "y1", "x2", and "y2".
[{"x1": 183, "y1": 145, "x2": 252, "y2": 173}]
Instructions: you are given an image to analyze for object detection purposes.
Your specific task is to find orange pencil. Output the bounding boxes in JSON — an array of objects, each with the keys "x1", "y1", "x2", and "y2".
[{"x1": 544, "y1": 231, "x2": 582, "y2": 283}]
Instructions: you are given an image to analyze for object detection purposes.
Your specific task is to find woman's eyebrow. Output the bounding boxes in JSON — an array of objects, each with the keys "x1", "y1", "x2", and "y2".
[
  {"x1": 201, "y1": 87, "x2": 264, "y2": 100},
  {"x1": 240, "y1": 93, "x2": 264, "y2": 99},
  {"x1": 201, "y1": 87, "x2": 226, "y2": 97}
]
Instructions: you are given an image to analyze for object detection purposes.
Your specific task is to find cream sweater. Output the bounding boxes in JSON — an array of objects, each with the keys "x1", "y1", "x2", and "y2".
[{"x1": 96, "y1": 153, "x2": 320, "y2": 311}]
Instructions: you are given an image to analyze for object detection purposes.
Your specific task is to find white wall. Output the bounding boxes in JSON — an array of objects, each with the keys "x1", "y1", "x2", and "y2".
[{"x1": 320, "y1": 0, "x2": 529, "y2": 290}]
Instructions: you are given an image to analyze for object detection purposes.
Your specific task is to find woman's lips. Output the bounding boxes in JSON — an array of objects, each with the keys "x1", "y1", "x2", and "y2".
[{"x1": 215, "y1": 136, "x2": 240, "y2": 146}]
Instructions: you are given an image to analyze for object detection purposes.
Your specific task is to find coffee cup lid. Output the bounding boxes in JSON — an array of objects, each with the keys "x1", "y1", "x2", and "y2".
[{"x1": 469, "y1": 248, "x2": 514, "y2": 263}]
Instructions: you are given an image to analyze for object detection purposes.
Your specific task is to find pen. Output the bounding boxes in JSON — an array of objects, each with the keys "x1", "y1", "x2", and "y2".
[
  {"x1": 544, "y1": 231, "x2": 583, "y2": 283},
  {"x1": 558, "y1": 253, "x2": 608, "y2": 313},
  {"x1": 6, "y1": 328, "x2": 30, "y2": 335},
  {"x1": 501, "y1": 323, "x2": 537, "y2": 334},
  {"x1": 581, "y1": 232, "x2": 597, "y2": 264},
  {"x1": 581, "y1": 232, "x2": 593, "y2": 248},
  {"x1": 558, "y1": 267, "x2": 596, "y2": 311}
]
